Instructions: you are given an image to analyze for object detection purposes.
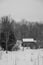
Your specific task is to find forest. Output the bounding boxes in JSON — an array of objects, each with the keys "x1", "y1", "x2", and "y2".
[{"x1": 0, "y1": 16, "x2": 43, "y2": 51}]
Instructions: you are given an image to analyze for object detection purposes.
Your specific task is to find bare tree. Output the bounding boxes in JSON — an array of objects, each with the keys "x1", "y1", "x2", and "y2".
[{"x1": 0, "y1": 16, "x2": 16, "y2": 53}]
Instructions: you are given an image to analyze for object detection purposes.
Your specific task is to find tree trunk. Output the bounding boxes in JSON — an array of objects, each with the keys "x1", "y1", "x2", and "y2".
[{"x1": 6, "y1": 32, "x2": 9, "y2": 53}]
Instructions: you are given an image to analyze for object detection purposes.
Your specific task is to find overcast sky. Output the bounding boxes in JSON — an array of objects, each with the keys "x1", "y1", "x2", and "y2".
[{"x1": 0, "y1": 0, "x2": 43, "y2": 22}]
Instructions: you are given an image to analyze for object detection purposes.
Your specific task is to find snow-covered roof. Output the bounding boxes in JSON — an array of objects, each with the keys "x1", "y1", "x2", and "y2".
[{"x1": 22, "y1": 38, "x2": 37, "y2": 42}]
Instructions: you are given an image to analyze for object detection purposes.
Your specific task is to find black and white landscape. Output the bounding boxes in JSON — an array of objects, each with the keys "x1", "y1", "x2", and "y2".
[{"x1": 0, "y1": 0, "x2": 43, "y2": 65}]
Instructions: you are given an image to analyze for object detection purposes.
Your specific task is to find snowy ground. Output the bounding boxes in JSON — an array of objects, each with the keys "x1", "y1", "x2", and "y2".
[{"x1": 0, "y1": 49, "x2": 43, "y2": 65}]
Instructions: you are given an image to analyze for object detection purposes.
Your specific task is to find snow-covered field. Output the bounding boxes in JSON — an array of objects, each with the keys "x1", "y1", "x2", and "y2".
[{"x1": 0, "y1": 49, "x2": 43, "y2": 65}]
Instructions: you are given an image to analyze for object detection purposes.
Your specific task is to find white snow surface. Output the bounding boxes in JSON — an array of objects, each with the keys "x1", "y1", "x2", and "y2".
[{"x1": 0, "y1": 49, "x2": 43, "y2": 65}]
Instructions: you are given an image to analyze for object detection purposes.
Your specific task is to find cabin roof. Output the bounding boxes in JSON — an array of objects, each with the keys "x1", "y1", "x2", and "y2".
[{"x1": 22, "y1": 38, "x2": 37, "y2": 42}]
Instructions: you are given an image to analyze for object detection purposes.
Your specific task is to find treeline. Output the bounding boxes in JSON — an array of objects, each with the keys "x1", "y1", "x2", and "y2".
[
  {"x1": 14, "y1": 21, "x2": 43, "y2": 41},
  {"x1": 0, "y1": 16, "x2": 43, "y2": 50}
]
